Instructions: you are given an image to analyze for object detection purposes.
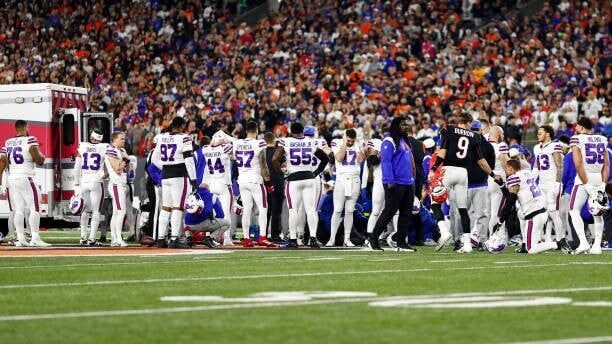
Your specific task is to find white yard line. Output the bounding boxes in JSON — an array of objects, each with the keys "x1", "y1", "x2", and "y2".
[
  {"x1": 494, "y1": 260, "x2": 529, "y2": 264},
  {"x1": 430, "y1": 259, "x2": 465, "y2": 263},
  {"x1": 367, "y1": 258, "x2": 401, "y2": 262},
  {"x1": 305, "y1": 257, "x2": 344, "y2": 261},
  {"x1": 505, "y1": 336, "x2": 612, "y2": 344},
  {"x1": 0, "y1": 286, "x2": 610, "y2": 322},
  {"x1": 572, "y1": 301, "x2": 612, "y2": 307},
  {"x1": 0, "y1": 262, "x2": 580, "y2": 289}
]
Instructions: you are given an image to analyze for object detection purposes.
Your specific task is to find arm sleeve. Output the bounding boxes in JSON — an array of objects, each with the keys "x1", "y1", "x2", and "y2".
[
  {"x1": 185, "y1": 155, "x2": 197, "y2": 181},
  {"x1": 313, "y1": 148, "x2": 329, "y2": 176},
  {"x1": 213, "y1": 197, "x2": 225, "y2": 219},
  {"x1": 380, "y1": 140, "x2": 395, "y2": 184},
  {"x1": 74, "y1": 157, "x2": 82, "y2": 184},
  {"x1": 361, "y1": 160, "x2": 370, "y2": 188}
]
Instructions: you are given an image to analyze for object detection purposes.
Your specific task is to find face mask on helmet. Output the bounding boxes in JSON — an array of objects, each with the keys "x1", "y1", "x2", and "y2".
[{"x1": 185, "y1": 194, "x2": 204, "y2": 215}]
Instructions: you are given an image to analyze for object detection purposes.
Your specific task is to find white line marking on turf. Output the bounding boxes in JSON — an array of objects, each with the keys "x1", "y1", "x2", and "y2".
[
  {"x1": 495, "y1": 261, "x2": 529, "y2": 264},
  {"x1": 0, "y1": 263, "x2": 596, "y2": 289},
  {"x1": 0, "y1": 287, "x2": 609, "y2": 322},
  {"x1": 505, "y1": 336, "x2": 612, "y2": 344},
  {"x1": 367, "y1": 258, "x2": 400, "y2": 262},
  {"x1": 0, "y1": 249, "x2": 234, "y2": 258},
  {"x1": 429, "y1": 259, "x2": 464, "y2": 263},
  {"x1": 572, "y1": 301, "x2": 612, "y2": 307},
  {"x1": 305, "y1": 257, "x2": 343, "y2": 261}
]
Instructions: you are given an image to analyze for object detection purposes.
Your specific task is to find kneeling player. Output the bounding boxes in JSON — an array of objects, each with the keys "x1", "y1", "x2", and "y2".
[
  {"x1": 492, "y1": 159, "x2": 557, "y2": 254},
  {"x1": 185, "y1": 187, "x2": 230, "y2": 248}
]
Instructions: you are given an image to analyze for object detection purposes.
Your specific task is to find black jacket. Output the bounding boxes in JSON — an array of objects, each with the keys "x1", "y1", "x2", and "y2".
[
  {"x1": 407, "y1": 136, "x2": 425, "y2": 198},
  {"x1": 467, "y1": 134, "x2": 496, "y2": 185}
]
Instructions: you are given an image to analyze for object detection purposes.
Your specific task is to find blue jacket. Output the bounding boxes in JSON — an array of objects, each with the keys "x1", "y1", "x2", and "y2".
[
  {"x1": 380, "y1": 136, "x2": 414, "y2": 186},
  {"x1": 147, "y1": 163, "x2": 162, "y2": 186},
  {"x1": 185, "y1": 188, "x2": 225, "y2": 225}
]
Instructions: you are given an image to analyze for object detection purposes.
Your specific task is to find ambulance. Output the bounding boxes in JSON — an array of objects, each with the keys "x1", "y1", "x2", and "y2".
[{"x1": 0, "y1": 83, "x2": 113, "y2": 224}]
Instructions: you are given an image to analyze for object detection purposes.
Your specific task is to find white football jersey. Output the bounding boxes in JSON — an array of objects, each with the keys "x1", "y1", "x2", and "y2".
[
  {"x1": 2, "y1": 136, "x2": 40, "y2": 179},
  {"x1": 331, "y1": 139, "x2": 362, "y2": 176},
  {"x1": 489, "y1": 140, "x2": 509, "y2": 175},
  {"x1": 506, "y1": 170, "x2": 546, "y2": 215},
  {"x1": 155, "y1": 132, "x2": 194, "y2": 166},
  {"x1": 366, "y1": 139, "x2": 382, "y2": 181},
  {"x1": 104, "y1": 145, "x2": 128, "y2": 185},
  {"x1": 78, "y1": 142, "x2": 108, "y2": 183},
  {"x1": 233, "y1": 138, "x2": 266, "y2": 184},
  {"x1": 201, "y1": 143, "x2": 232, "y2": 185},
  {"x1": 532, "y1": 141, "x2": 562, "y2": 186},
  {"x1": 570, "y1": 134, "x2": 607, "y2": 185},
  {"x1": 278, "y1": 137, "x2": 320, "y2": 175}
]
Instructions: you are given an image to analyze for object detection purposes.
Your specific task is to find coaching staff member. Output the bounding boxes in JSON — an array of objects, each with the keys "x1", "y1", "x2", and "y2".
[{"x1": 367, "y1": 117, "x2": 416, "y2": 251}]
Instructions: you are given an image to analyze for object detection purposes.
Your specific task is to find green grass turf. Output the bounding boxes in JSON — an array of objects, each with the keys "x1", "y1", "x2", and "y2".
[{"x1": 0, "y1": 232, "x2": 610, "y2": 344}]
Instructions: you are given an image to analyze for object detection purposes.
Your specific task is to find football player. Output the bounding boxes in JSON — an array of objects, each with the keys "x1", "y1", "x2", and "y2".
[
  {"x1": 492, "y1": 159, "x2": 558, "y2": 254},
  {"x1": 486, "y1": 126, "x2": 510, "y2": 236},
  {"x1": 568, "y1": 117, "x2": 609, "y2": 254},
  {"x1": 195, "y1": 135, "x2": 234, "y2": 245},
  {"x1": 74, "y1": 129, "x2": 108, "y2": 246},
  {"x1": 295, "y1": 126, "x2": 331, "y2": 242},
  {"x1": 233, "y1": 121, "x2": 275, "y2": 247},
  {"x1": 532, "y1": 125, "x2": 568, "y2": 249},
  {"x1": 154, "y1": 117, "x2": 198, "y2": 248},
  {"x1": 273, "y1": 122, "x2": 329, "y2": 247},
  {"x1": 184, "y1": 187, "x2": 230, "y2": 248},
  {"x1": 327, "y1": 129, "x2": 365, "y2": 247},
  {"x1": 104, "y1": 132, "x2": 133, "y2": 247},
  {"x1": 429, "y1": 113, "x2": 501, "y2": 253},
  {"x1": 0, "y1": 120, "x2": 48, "y2": 247}
]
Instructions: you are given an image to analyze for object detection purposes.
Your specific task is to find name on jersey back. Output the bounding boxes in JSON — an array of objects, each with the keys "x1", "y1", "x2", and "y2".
[{"x1": 454, "y1": 127, "x2": 474, "y2": 137}]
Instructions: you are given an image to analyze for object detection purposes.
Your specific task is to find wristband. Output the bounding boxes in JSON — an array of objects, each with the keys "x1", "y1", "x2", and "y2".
[{"x1": 489, "y1": 171, "x2": 495, "y2": 178}]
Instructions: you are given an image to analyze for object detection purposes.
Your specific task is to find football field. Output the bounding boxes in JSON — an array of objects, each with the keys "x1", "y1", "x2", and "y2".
[{"x1": 0, "y1": 232, "x2": 610, "y2": 344}]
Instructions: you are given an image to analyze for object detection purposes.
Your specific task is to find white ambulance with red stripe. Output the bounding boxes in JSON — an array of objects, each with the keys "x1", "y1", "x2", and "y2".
[{"x1": 0, "y1": 83, "x2": 113, "y2": 224}]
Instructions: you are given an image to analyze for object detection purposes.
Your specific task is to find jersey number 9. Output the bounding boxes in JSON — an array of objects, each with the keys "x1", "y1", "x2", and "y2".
[{"x1": 456, "y1": 137, "x2": 469, "y2": 159}]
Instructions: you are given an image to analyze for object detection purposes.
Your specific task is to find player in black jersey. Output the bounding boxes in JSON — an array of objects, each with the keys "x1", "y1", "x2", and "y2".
[{"x1": 429, "y1": 113, "x2": 502, "y2": 253}]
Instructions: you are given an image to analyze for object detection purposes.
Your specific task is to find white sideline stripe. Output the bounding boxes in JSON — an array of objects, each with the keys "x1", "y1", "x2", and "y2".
[
  {"x1": 0, "y1": 286, "x2": 610, "y2": 322},
  {"x1": 0, "y1": 250, "x2": 233, "y2": 258},
  {"x1": 505, "y1": 336, "x2": 612, "y2": 344},
  {"x1": 367, "y1": 258, "x2": 400, "y2": 262},
  {"x1": 0, "y1": 262, "x2": 591, "y2": 290},
  {"x1": 430, "y1": 259, "x2": 464, "y2": 263}
]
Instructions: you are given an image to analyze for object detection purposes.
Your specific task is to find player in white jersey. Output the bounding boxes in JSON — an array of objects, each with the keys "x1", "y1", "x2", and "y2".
[
  {"x1": 0, "y1": 120, "x2": 48, "y2": 247},
  {"x1": 104, "y1": 132, "x2": 133, "y2": 247},
  {"x1": 492, "y1": 159, "x2": 557, "y2": 254},
  {"x1": 233, "y1": 121, "x2": 275, "y2": 248},
  {"x1": 568, "y1": 117, "x2": 609, "y2": 254},
  {"x1": 532, "y1": 125, "x2": 570, "y2": 250},
  {"x1": 486, "y1": 126, "x2": 509, "y2": 235},
  {"x1": 327, "y1": 129, "x2": 365, "y2": 247},
  {"x1": 273, "y1": 122, "x2": 329, "y2": 248},
  {"x1": 74, "y1": 129, "x2": 107, "y2": 246},
  {"x1": 195, "y1": 136, "x2": 234, "y2": 245},
  {"x1": 363, "y1": 137, "x2": 398, "y2": 246},
  {"x1": 296, "y1": 126, "x2": 331, "y2": 241},
  {"x1": 153, "y1": 117, "x2": 198, "y2": 249}
]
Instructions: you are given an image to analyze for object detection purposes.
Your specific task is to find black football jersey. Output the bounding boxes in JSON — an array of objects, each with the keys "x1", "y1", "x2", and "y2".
[{"x1": 439, "y1": 125, "x2": 483, "y2": 168}]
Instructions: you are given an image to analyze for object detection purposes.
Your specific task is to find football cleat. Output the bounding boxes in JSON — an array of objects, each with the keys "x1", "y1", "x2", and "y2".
[
  {"x1": 14, "y1": 240, "x2": 30, "y2": 247},
  {"x1": 87, "y1": 239, "x2": 102, "y2": 247},
  {"x1": 79, "y1": 238, "x2": 88, "y2": 246},
  {"x1": 168, "y1": 238, "x2": 190, "y2": 249},
  {"x1": 282, "y1": 239, "x2": 298, "y2": 248},
  {"x1": 344, "y1": 240, "x2": 355, "y2": 247},
  {"x1": 309, "y1": 237, "x2": 321, "y2": 248},
  {"x1": 515, "y1": 243, "x2": 528, "y2": 253},
  {"x1": 435, "y1": 231, "x2": 452, "y2": 252},
  {"x1": 557, "y1": 238, "x2": 572, "y2": 254},
  {"x1": 456, "y1": 244, "x2": 472, "y2": 253},
  {"x1": 242, "y1": 238, "x2": 254, "y2": 248},
  {"x1": 257, "y1": 237, "x2": 278, "y2": 248},
  {"x1": 202, "y1": 236, "x2": 218, "y2": 248},
  {"x1": 325, "y1": 240, "x2": 335, "y2": 247},
  {"x1": 30, "y1": 239, "x2": 51, "y2": 247},
  {"x1": 572, "y1": 243, "x2": 591, "y2": 255},
  {"x1": 365, "y1": 239, "x2": 384, "y2": 251},
  {"x1": 156, "y1": 238, "x2": 168, "y2": 248}
]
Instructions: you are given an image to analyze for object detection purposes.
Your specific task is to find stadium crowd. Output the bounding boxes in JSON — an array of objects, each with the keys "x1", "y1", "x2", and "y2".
[{"x1": 1, "y1": 0, "x2": 608, "y2": 155}]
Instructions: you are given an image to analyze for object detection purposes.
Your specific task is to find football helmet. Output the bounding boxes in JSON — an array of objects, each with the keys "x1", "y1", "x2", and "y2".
[
  {"x1": 485, "y1": 231, "x2": 507, "y2": 253},
  {"x1": 412, "y1": 196, "x2": 421, "y2": 215},
  {"x1": 430, "y1": 185, "x2": 448, "y2": 204},
  {"x1": 185, "y1": 193, "x2": 204, "y2": 214},
  {"x1": 588, "y1": 189, "x2": 609, "y2": 216},
  {"x1": 69, "y1": 195, "x2": 85, "y2": 215}
]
